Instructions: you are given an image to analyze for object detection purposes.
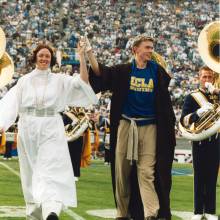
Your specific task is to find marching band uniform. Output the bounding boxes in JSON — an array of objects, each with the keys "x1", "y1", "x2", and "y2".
[
  {"x1": 81, "y1": 128, "x2": 92, "y2": 167},
  {"x1": 181, "y1": 89, "x2": 219, "y2": 219},
  {"x1": 103, "y1": 119, "x2": 111, "y2": 164},
  {"x1": 62, "y1": 112, "x2": 84, "y2": 179},
  {"x1": 0, "y1": 68, "x2": 98, "y2": 219},
  {"x1": 67, "y1": 136, "x2": 84, "y2": 178},
  {"x1": 89, "y1": 119, "x2": 100, "y2": 159}
]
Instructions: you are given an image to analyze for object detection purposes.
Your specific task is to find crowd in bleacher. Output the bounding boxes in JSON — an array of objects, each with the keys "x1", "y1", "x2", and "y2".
[{"x1": 0, "y1": 0, "x2": 219, "y2": 131}]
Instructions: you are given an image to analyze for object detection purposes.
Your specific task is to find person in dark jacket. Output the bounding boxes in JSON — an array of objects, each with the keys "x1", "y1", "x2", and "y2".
[
  {"x1": 84, "y1": 35, "x2": 176, "y2": 220},
  {"x1": 62, "y1": 111, "x2": 84, "y2": 180},
  {"x1": 180, "y1": 66, "x2": 219, "y2": 220}
]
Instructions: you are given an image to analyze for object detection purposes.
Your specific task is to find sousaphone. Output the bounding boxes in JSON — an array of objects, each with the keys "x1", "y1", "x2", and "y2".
[{"x1": 0, "y1": 27, "x2": 14, "y2": 89}]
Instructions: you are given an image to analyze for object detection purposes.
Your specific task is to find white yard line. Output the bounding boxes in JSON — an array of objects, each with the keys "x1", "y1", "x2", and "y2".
[
  {"x1": 1, "y1": 161, "x2": 198, "y2": 220},
  {"x1": 86, "y1": 209, "x2": 195, "y2": 220},
  {"x1": 0, "y1": 161, "x2": 85, "y2": 220},
  {"x1": 0, "y1": 162, "x2": 20, "y2": 177},
  {"x1": 63, "y1": 209, "x2": 86, "y2": 220}
]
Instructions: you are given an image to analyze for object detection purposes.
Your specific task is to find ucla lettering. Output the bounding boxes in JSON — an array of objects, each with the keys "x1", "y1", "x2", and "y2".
[{"x1": 130, "y1": 76, "x2": 154, "y2": 92}]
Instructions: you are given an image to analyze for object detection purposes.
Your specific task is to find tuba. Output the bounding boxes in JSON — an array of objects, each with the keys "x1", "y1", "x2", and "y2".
[
  {"x1": 64, "y1": 107, "x2": 89, "y2": 142},
  {"x1": 179, "y1": 104, "x2": 220, "y2": 141},
  {"x1": 0, "y1": 27, "x2": 14, "y2": 89},
  {"x1": 179, "y1": 21, "x2": 220, "y2": 141}
]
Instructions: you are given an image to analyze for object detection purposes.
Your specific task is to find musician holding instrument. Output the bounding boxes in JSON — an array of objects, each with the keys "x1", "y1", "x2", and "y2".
[
  {"x1": 0, "y1": 43, "x2": 98, "y2": 220},
  {"x1": 180, "y1": 20, "x2": 220, "y2": 220},
  {"x1": 62, "y1": 108, "x2": 85, "y2": 181},
  {"x1": 180, "y1": 66, "x2": 219, "y2": 220}
]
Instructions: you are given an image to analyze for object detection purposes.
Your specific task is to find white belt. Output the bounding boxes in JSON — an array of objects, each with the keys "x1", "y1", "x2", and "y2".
[{"x1": 19, "y1": 107, "x2": 58, "y2": 117}]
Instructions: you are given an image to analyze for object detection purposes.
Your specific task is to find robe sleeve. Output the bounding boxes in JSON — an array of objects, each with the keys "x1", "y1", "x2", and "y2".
[
  {"x1": 158, "y1": 64, "x2": 171, "y2": 88},
  {"x1": 61, "y1": 74, "x2": 98, "y2": 107},
  {"x1": 88, "y1": 63, "x2": 117, "y2": 93},
  {"x1": 0, "y1": 85, "x2": 19, "y2": 131}
]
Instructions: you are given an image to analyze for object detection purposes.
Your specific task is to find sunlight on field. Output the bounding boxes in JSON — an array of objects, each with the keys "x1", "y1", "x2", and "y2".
[{"x1": 0, "y1": 158, "x2": 219, "y2": 220}]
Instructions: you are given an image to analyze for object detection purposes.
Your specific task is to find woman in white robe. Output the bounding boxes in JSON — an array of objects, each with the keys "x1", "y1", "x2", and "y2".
[{"x1": 0, "y1": 43, "x2": 98, "y2": 220}]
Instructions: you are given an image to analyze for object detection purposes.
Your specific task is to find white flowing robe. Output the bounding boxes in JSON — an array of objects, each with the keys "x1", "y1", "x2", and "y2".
[{"x1": 0, "y1": 68, "x2": 98, "y2": 207}]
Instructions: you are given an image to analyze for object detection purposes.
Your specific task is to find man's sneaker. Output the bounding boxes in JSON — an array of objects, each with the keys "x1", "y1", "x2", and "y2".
[
  {"x1": 205, "y1": 214, "x2": 218, "y2": 220},
  {"x1": 46, "y1": 212, "x2": 59, "y2": 220},
  {"x1": 191, "y1": 214, "x2": 203, "y2": 220}
]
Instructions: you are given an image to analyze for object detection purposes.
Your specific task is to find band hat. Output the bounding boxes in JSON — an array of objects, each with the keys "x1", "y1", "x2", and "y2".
[{"x1": 198, "y1": 21, "x2": 220, "y2": 74}]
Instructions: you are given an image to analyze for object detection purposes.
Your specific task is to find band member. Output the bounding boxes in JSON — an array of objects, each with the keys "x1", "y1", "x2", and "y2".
[
  {"x1": 62, "y1": 110, "x2": 84, "y2": 180},
  {"x1": 102, "y1": 114, "x2": 111, "y2": 165},
  {"x1": 89, "y1": 111, "x2": 100, "y2": 159},
  {"x1": 84, "y1": 35, "x2": 176, "y2": 220},
  {"x1": 98, "y1": 110, "x2": 111, "y2": 164},
  {"x1": 0, "y1": 43, "x2": 97, "y2": 220},
  {"x1": 3, "y1": 120, "x2": 18, "y2": 160},
  {"x1": 68, "y1": 136, "x2": 84, "y2": 180},
  {"x1": 81, "y1": 127, "x2": 92, "y2": 167},
  {"x1": 180, "y1": 66, "x2": 219, "y2": 220}
]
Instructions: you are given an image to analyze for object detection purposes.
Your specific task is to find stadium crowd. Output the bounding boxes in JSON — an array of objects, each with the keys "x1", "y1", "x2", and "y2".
[{"x1": 0, "y1": 0, "x2": 219, "y2": 131}]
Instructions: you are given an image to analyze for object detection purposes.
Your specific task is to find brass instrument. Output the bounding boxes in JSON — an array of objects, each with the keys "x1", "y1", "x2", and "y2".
[
  {"x1": 0, "y1": 27, "x2": 14, "y2": 88},
  {"x1": 0, "y1": 27, "x2": 6, "y2": 59},
  {"x1": 179, "y1": 21, "x2": 220, "y2": 141},
  {"x1": 151, "y1": 52, "x2": 173, "y2": 78},
  {"x1": 198, "y1": 21, "x2": 220, "y2": 75},
  {"x1": 214, "y1": 72, "x2": 219, "y2": 89},
  {"x1": 151, "y1": 51, "x2": 167, "y2": 71},
  {"x1": 64, "y1": 107, "x2": 89, "y2": 142},
  {"x1": 195, "y1": 104, "x2": 220, "y2": 132},
  {"x1": 179, "y1": 104, "x2": 220, "y2": 141}
]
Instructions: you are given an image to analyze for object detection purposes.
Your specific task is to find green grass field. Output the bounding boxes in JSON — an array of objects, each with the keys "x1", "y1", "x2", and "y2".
[{"x1": 0, "y1": 158, "x2": 219, "y2": 220}]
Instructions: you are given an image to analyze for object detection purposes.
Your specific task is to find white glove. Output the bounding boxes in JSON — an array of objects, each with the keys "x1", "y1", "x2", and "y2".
[
  {"x1": 196, "y1": 102, "x2": 213, "y2": 117},
  {"x1": 205, "y1": 82, "x2": 215, "y2": 94}
]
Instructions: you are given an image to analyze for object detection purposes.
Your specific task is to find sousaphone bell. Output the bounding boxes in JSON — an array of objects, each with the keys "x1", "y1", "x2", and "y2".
[
  {"x1": 198, "y1": 21, "x2": 220, "y2": 75},
  {"x1": 0, "y1": 27, "x2": 14, "y2": 89}
]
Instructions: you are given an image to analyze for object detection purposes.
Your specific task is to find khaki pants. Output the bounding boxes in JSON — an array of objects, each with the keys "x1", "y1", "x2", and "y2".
[{"x1": 115, "y1": 120, "x2": 159, "y2": 218}]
